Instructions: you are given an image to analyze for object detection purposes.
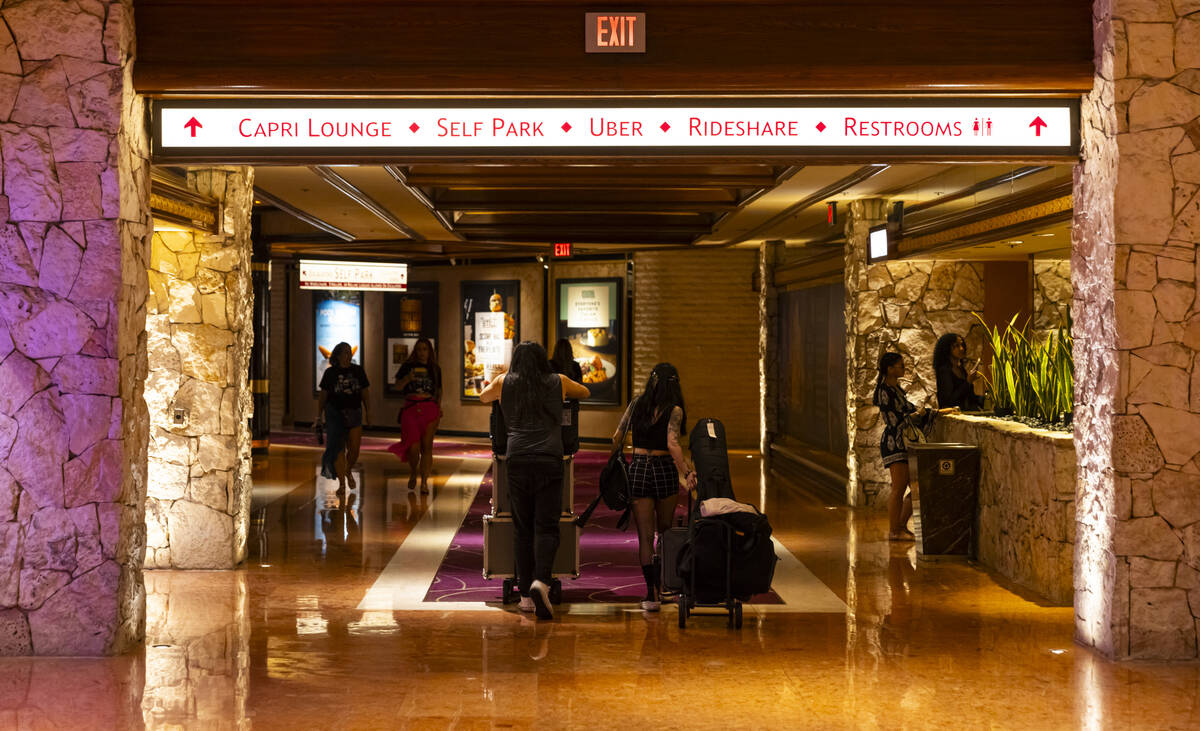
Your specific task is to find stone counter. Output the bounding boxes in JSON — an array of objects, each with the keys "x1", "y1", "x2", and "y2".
[{"x1": 933, "y1": 414, "x2": 1076, "y2": 606}]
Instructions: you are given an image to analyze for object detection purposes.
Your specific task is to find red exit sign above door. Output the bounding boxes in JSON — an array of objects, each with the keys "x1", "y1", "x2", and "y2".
[{"x1": 585, "y1": 12, "x2": 645, "y2": 53}]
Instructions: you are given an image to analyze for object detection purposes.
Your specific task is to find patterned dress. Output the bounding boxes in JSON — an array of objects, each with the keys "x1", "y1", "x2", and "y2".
[{"x1": 874, "y1": 383, "x2": 935, "y2": 467}]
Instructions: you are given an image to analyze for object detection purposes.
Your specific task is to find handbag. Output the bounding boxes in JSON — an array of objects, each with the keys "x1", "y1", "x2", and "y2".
[
  {"x1": 901, "y1": 412, "x2": 929, "y2": 445},
  {"x1": 575, "y1": 418, "x2": 632, "y2": 530}
]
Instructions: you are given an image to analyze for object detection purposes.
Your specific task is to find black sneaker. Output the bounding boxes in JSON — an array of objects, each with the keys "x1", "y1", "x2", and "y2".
[{"x1": 530, "y1": 580, "x2": 554, "y2": 620}]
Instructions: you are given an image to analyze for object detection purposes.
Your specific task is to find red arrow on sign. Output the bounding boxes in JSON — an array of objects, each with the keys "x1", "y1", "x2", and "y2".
[
  {"x1": 1029, "y1": 116, "x2": 1048, "y2": 137},
  {"x1": 184, "y1": 117, "x2": 202, "y2": 137}
]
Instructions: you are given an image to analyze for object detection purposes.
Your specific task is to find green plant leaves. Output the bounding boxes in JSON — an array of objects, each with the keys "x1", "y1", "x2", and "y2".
[{"x1": 971, "y1": 310, "x2": 1073, "y2": 425}]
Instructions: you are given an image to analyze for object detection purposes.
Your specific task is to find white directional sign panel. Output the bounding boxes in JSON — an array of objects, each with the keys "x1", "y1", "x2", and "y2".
[
  {"x1": 153, "y1": 100, "x2": 1078, "y2": 160},
  {"x1": 298, "y1": 260, "x2": 408, "y2": 291}
]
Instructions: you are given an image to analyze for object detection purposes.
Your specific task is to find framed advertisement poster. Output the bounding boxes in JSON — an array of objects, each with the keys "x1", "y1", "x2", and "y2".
[
  {"x1": 461, "y1": 280, "x2": 519, "y2": 401},
  {"x1": 382, "y1": 282, "x2": 440, "y2": 396},
  {"x1": 556, "y1": 278, "x2": 623, "y2": 405},
  {"x1": 313, "y1": 290, "x2": 364, "y2": 393}
]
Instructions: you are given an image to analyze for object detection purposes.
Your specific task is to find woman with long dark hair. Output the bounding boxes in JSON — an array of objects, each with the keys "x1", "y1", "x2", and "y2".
[
  {"x1": 479, "y1": 341, "x2": 590, "y2": 619},
  {"x1": 933, "y1": 332, "x2": 984, "y2": 410},
  {"x1": 387, "y1": 338, "x2": 442, "y2": 493},
  {"x1": 315, "y1": 342, "x2": 370, "y2": 493},
  {"x1": 613, "y1": 362, "x2": 698, "y2": 611},
  {"x1": 549, "y1": 338, "x2": 584, "y2": 383},
  {"x1": 873, "y1": 351, "x2": 955, "y2": 540}
]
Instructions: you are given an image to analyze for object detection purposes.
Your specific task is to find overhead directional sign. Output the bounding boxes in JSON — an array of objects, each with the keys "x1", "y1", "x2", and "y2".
[{"x1": 152, "y1": 99, "x2": 1079, "y2": 161}]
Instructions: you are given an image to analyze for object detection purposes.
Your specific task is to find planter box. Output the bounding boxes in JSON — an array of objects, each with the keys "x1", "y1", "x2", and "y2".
[{"x1": 933, "y1": 414, "x2": 1075, "y2": 606}]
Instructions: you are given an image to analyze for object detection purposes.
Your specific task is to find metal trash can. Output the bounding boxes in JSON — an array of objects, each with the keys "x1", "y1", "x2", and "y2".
[{"x1": 906, "y1": 443, "x2": 981, "y2": 557}]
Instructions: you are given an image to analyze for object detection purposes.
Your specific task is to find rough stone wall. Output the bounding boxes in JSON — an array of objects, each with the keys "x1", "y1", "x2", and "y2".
[
  {"x1": 1033, "y1": 259, "x2": 1073, "y2": 332},
  {"x1": 759, "y1": 241, "x2": 783, "y2": 455},
  {"x1": 936, "y1": 415, "x2": 1077, "y2": 605},
  {"x1": 144, "y1": 168, "x2": 254, "y2": 570},
  {"x1": 1074, "y1": 0, "x2": 1200, "y2": 660},
  {"x1": 844, "y1": 201, "x2": 988, "y2": 507},
  {"x1": 0, "y1": 0, "x2": 150, "y2": 656}
]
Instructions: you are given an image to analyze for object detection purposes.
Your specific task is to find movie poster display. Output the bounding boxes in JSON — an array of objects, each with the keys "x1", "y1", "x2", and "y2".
[
  {"x1": 555, "y1": 278, "x2": 623, "y2": 405},
  {"x1": 382, "y1": 282, "x2": 440, "y2": 396},
  {"x1": 461, "y1": 280, "x2": 519, "y2": 400},
  {"x1": 313, "y1": 290, "x2": 363, "y2": 393}
]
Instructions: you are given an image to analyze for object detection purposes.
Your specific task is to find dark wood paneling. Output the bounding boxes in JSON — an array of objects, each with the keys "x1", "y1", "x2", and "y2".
[{"x1": 134, "y1": 1, "x2": 1094, "y2": 95}]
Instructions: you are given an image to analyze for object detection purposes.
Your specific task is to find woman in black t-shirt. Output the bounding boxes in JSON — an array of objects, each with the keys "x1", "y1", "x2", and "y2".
[
  {"x1": 549, "y1": 338, "x2": 584, "y2": 383},
  {"x1": 316, "y1": 342, "x2": 371, "y2": 492},
  {"x1": 387, "y1": 338, "x2": 442, "y2": 492}
]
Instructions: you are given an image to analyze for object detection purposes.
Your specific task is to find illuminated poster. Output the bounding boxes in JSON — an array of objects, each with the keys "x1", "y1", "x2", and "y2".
[
  {"x1": 382, "y1": 282, "x2": 440, "y2": 396},
  {"x1": 556, "y1": 278, "x2": 622, "y2": 405},
  {"x1": 314, "y1": 291, "x2": 363, "y2": 393},
  {"x1": 461, "y1": 280, "x2": 519, "y2": 401}
]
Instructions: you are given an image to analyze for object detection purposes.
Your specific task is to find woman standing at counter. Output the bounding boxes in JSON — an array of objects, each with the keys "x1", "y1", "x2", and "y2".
[
  {"x1": 873, "y1": 351, "x2": 955, "y2": 541},
  {"x1": 933, "y1": 333, "x2": 985, "y2": 411}
]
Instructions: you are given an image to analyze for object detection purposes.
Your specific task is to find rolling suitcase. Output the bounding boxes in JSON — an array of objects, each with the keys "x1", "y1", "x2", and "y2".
[
  {"x1": 491, "y1": 456, "x2": 575, "y2": 517},
  {"x1": 482, "y1": 514, "x2": 580, "y2": 604}
]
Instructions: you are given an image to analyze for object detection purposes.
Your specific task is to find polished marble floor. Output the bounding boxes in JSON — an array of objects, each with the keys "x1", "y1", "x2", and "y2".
[{"x1": 2, "y1": 440, "x2": 1199, "y2": 730}]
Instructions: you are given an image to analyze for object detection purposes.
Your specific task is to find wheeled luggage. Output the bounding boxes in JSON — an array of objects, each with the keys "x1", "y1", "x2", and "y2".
[
  {"x1": 673, "y1": 418, "x2": 778, "y2": 629},
  {"x1": 659, "y1": 523, "x2": 689, "y2": 596},
  {"x1": 491, "y1": 457, "x2": 575, "y2": 517},
  {"x1": 482, "y1": 514, "x2": 580, "y2": 604}
]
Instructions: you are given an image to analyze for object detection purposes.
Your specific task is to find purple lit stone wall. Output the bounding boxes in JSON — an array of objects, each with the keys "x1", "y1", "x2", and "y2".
[
  {"x1": 1075, "y1": 0, "x2": 1200, "y2": 660},
  {"x1": 0, "y1": 0, "x2": 150, "y2": 655}
]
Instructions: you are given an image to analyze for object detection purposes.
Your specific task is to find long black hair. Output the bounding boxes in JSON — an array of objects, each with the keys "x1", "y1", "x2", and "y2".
[
  {"x1": 932, "y1": 333, "x2": 963, "y2": 372},
  {"x1": 872, "y1": 351, "x2": 903, "y2": 406},
  {"x1": 506, "y1": 341, "x2": 554, "y2": 421},
  {"x1": 631, "y1": 362, "x2": 686, "y2": 435},
  {"x1": 549, "y1": 338, "x2": 575, "y2": 375}
]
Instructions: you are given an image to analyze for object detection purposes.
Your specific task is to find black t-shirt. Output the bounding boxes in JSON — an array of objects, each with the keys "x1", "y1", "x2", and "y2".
[
  {"x1": 397, "y1": 361, "x2": 441, "y2": 398},
  {"x1": 319, "y1": 364, "x2": 370, "y2": 410}
]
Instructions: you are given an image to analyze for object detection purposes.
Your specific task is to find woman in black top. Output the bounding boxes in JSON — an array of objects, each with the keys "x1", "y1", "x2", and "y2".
[
  {"x1": 316, "y1": 342, "x2": 371, "y2": 492},
  {"x1": 549, "y1": 338, "x2": 584, "y2": 383},
  {"x1": 613, "y1": 362, "x2": 698, "y2": 611},
  {"x1": 387, "y1": 338, "x2": 442, "y2": 493},
  {"x1": 479, "y1": 341, "x2": 590, "y2": 619},
  {"x1": 933, "y1": 333, "x2": 984, "y2": 411}
]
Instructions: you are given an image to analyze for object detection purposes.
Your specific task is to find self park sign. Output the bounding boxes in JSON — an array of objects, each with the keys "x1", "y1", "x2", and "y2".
[{"x1": 152, "y1": 99, "x2": 1079, "y2": 162}]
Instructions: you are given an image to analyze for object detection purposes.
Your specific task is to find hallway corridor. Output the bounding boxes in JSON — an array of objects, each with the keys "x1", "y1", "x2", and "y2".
[{"x1": 2, "y1": 442, "x2": 1197, "y2": 729}]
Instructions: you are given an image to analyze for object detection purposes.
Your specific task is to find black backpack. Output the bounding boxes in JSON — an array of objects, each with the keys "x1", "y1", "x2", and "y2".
[{"x1": 679, "y1": 510, "x2": 778, "y2": 601}]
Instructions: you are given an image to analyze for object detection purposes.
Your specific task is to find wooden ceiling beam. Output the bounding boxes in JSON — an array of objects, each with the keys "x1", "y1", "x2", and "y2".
[{"x1": 403, "y1": 175, "x2": 779, "y2": 189}]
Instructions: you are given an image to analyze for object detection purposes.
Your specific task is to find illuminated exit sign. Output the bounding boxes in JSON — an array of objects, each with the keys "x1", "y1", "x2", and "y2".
[
  {"x1": 585, "y1": 12, "x2": 645, "y2": 53},
  {"x1": 552, "y1": 242, "x2": 573, "y2": 258},
  {"x1": 151, "y1": 99, "x2": 1080, "y2": 162}
]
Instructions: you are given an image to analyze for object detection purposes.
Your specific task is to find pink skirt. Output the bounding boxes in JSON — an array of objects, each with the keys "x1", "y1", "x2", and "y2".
[{"x1": 387, "y1": 398, "x2": 441, "y2": 461}]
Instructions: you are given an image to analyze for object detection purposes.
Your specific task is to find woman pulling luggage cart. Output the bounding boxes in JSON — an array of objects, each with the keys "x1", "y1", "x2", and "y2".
[{"x1": 613, "y1": 363, "x2": 698, "y2": 612}]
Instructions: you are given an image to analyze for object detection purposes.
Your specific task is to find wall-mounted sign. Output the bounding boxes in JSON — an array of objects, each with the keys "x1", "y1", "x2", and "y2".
[
  {"x1": 313, "y1": 291, "x2": 363, "y2": 393},
  {"x1": 299, "y1": 259, "x2": 408, "y2": 291},
  {"x1": 585, "y1": 12, "x2": 645, "y2": 53},
  {"x1": 152, "y1": 99, "x2": 1080, "y2": 161},
  {"x1": 552, "y1": 242, "x2": 573, "y2": 259},
  {"x1": 868, "y1": 225, "x2": 890, "y2": 264},
  {"x1": 556, "y1": 278, "x2": 623, "y2": 405},
  {"x1": 461, "y1": 280, "x2": 520, "y2": 401}
]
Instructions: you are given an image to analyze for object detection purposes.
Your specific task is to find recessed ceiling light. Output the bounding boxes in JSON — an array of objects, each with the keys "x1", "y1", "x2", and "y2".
[
  {"x1": 1033, "y1": 233, "x2": 1055, "y2": 237},
  {"x1": 1005, "y1": 240, "x2": 1024, "y2": 244}
]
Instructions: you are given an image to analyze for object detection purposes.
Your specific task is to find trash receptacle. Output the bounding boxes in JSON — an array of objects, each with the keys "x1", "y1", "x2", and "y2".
[{"x1": 906, "y1": 443, "x2": 980, "y2": 557}]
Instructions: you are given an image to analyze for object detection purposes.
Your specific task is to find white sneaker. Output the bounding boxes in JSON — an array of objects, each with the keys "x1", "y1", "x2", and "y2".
[
  {"x1": 641, "y1": 600, "x2": 661, "y2": 612},
  {"x1": 519, "y1": 596, "x2": 535, "y2": 613},
  {"x1": 530, "y1": 580, "x2": 554, "y2": 620}
]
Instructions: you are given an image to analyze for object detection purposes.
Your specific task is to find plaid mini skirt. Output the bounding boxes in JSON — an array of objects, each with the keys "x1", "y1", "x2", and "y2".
[{"x1": 628, "y1": 454, "x2": 680, "y2": 500}]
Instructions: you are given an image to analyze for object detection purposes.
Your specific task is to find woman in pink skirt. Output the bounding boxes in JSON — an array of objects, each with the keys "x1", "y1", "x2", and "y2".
[{"x1": 388, "y1": 338, "x2": 442, "y2": 492}]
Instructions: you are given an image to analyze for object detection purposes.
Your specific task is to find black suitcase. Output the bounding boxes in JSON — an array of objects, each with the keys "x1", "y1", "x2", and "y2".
[
  {"x1": 561, "y1": 400, "x2": 580, "y2": 455},
  {"x1": 659, "y1": 523, "x2": 689, "y2": 595},
  {"x1": 489, "y1": 402, "x2": 507, "y2": 456}
]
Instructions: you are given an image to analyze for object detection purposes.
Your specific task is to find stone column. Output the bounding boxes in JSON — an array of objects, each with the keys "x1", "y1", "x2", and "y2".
[
  {"x1": 843, "y1": 200, "x2": 891, "y2": 507},
  {"x1": 843, "y1": 200, "x2": 988, "y2": 509},
  {"x1": 0, "y1": 0, "x2": 150, "y2": 655},
  {"x1": 758, "y1": 239, "x2": 783, "y2": 458},
  {"x1": 1073, "y1": 0, "x2": 1200, "y2": 660},
  {"x1": 144, "y1": 167, "x2": 254, "y2": 570}
]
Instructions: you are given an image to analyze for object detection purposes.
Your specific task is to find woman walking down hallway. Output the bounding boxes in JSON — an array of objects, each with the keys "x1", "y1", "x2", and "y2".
[
  {"x1": 479, "y1": 342, "x2": 590, "y2": 619},
  {"x1": 614, "y1": 363, "x2": 698, "y2": 612},
  {"x1": 873, "y1": 351, "x2": 956, "y2": 541},
  {"x1": 387, "y1": 338, "x2": 442, "y2": 493},
  {"x1": 549, "y1": 338, "x2": 584, "y2": 383},
  {"x1": 316, "y1": 342, "x2": 371, "y2": 493}
]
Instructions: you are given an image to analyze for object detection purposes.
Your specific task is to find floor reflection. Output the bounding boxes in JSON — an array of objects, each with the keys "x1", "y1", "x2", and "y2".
[{"x1": 1, "y1": 442, "x2": 1198, "y2": 728}]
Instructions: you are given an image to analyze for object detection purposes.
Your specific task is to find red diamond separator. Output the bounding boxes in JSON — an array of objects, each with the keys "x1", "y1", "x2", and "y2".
[
  {"x1": 660, "y1": 122, "x2": 671, "y2": 132},
  {"x1": 561, "y1": 122, "x2": 572, "y2": 132},
  {"x1": 815, "y1": 122, "x2": 826, "y2": 132},
  {"x1": 409, "y1": 123, "x2": 420, "y2": 133}
]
